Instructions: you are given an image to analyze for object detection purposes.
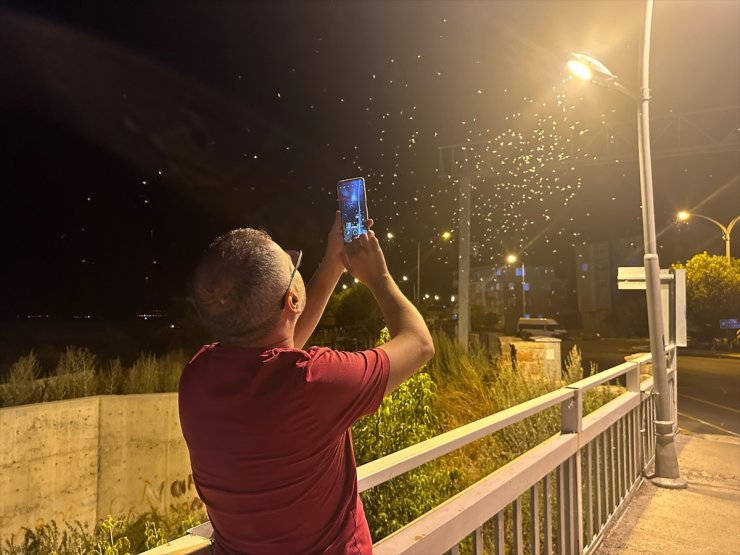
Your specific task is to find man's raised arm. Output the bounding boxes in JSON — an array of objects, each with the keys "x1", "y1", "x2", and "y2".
[{"x1": 343, "y1": 231, "x2": 434, "y2": 395}]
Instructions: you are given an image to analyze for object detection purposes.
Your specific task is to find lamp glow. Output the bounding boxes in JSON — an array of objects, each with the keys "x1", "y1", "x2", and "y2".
[
  {"x1": 568, "y1": 59, "x2": 592, "y2": 81},
  {"x1": 506, "y1": 254, "x2": 518, "y2": 264},
  {"x1": 677, "y1": 211, "x2": 690, "y2": 221},
  {"x1": 441, "y1": 231, "x2": 452, "y2": 240}
]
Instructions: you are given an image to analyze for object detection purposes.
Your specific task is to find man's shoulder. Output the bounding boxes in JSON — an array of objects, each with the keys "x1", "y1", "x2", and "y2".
[
  {"x1": 186, "y1": 343, "x2": 219, "y2": 365},
  {"x1": 303, "y1": 346, "x2": 381, "y2": 362}
]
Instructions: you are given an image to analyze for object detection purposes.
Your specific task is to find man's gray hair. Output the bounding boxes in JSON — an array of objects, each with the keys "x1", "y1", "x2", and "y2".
[{"x1": 190, "y1": 228, "x2": 287, "y2": 344}]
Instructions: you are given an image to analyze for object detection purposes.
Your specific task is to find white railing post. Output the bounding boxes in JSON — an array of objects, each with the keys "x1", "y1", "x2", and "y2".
[{"x1": 561, "y1": 389, "x2": 584, "y2": 554}]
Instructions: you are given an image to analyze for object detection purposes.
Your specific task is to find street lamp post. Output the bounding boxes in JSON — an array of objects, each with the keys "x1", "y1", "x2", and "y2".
[
  {"x1": 568, "y1": 0, "x2": 685, "y2": 488},
  {"x1": 506, "y1": 254, "x2": 526, "y2": 317},
  {"x1": 383, "y1": 232, "x2": 451, "y2": 306},
  {"x1": 677, "y1": 211, "x2": 740, "y2": 261}
]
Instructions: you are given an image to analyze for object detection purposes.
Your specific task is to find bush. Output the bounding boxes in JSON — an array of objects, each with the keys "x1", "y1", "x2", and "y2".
[
  {"x1": 49, "y1": 346, "x2": 99, "y2": 401},
  {"x1": 0, "y1": 352, "x2": 42, "y2": 407},
  {"x1": 354, "y1": 329, "x2": 460, "y2": 540}
]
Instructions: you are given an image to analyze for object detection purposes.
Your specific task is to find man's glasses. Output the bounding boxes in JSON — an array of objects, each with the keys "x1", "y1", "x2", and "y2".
[{"x1": 279, "y1": 249, "x2": 302, "y2": 309}]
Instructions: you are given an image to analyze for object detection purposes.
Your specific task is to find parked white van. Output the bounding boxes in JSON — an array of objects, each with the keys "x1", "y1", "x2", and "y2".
[{"x1": 516, "y1": 317, "x2": 568, "y2": 340}]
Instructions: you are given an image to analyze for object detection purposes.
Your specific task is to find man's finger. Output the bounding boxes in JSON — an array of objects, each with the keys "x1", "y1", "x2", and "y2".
[
  {"x1": 367, "y1": 218, "x2": 375, "y2": 229},
  {"x1": 339, "y1": 249, "x2": 352, "y2": 270},
  {"x1": 345, "y1": 238, "x2": 359, "y2": 255}
]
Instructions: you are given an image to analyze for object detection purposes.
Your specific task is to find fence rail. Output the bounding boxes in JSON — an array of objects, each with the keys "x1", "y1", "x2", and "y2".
[{"x1": 145, "y1": 348, "x2": 676, "y2": 555}]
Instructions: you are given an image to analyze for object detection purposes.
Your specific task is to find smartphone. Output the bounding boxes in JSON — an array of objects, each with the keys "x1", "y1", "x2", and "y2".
[{"x1": 337, "y1": 177, "x2": 369, "y2": 243}]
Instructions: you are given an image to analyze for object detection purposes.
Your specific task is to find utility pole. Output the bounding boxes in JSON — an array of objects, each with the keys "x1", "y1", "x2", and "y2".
[
  {"x1": 457, "y1": 175, "x2": 471, "y2": 352},
  {"x1": 416, "y1": 242, "x2": 421, "y2": 305},
  {"x1": 521, "y1": 262, "x2": 526, "y2": 316}
]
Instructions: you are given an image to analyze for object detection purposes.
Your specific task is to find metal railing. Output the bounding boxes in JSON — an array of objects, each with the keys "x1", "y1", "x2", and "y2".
[{"x1": 145, "y1": 348, "x2": 676, "y2": 555}]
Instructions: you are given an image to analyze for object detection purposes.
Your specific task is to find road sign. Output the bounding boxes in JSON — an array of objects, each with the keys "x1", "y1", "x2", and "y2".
[
  {"x1": 719, "y1": 318, "x2": 740, "y2": 330},
  {"x1": 617, "y1": 267, "x2": 687, "y2": 347}
]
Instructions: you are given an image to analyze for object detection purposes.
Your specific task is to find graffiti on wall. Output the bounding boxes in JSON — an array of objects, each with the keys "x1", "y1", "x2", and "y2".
[{"x1": 141, "y1": 474, "x2": 202, "y2": 513}]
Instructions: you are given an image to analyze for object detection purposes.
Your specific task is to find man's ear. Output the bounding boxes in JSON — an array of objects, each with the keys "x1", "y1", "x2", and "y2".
[{"x1": 288, "y1": 291, "x2": 301, "y2": 312}]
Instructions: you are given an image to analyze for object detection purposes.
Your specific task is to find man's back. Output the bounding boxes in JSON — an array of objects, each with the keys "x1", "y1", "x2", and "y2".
[{"x1": 179, "y1": 343, "x2": 389, "y2": 555}]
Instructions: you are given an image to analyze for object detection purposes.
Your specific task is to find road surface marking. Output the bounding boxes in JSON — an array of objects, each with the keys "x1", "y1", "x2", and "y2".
[
  {"x1": 677, "y1": 411, "x2": 740, "y2": 438},
  {"x1": 678, "y1": 394, "x2": 740, "y2": 414}
]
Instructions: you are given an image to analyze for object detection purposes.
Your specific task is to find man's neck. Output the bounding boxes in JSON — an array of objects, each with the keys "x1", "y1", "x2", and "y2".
[{"x1": 221, "y1": 328, "x2": 295, "y2": 350}]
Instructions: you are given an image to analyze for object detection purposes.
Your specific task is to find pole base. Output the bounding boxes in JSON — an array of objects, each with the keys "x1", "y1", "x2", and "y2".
[
  {"x1": 650, "y1": 475, "x2": 688, "y2": 489},
  {"x1": 651, "y1": 425, "x2": 687, "y2": 489}
]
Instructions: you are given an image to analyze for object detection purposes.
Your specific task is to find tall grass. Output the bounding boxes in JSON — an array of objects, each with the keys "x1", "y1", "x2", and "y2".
[
  {"x1": 0, "y1": 348, "x2": 189, "y2": 408},
  {"x1": 0, "y1": 506, "x2": 207, "y2": 555}
]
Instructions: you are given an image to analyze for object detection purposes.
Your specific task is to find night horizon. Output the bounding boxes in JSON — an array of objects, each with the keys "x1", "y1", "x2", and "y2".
[{"x1": 1, "y1": 1, "x2": 737, "y2": 318}]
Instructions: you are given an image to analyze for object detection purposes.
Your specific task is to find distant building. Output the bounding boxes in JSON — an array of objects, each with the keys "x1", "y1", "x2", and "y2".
[
  {"x1": 455, "y1": 264, "x2": 569, "y2": 334},
  {"x1": 575, "y1": 237, "x2": 643, "y2": 336}
]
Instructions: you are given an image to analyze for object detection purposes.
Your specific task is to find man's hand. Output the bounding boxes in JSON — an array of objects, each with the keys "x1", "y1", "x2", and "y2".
[
  {"x1": 322, "y1": 211, "x2": 346, "y2": 272},
  {"x1": 324, "y1": 211, "x2": 375, "y2": 272},
  {"x1": 341, "y1": 231, "x2": 390, "y2": 288}
]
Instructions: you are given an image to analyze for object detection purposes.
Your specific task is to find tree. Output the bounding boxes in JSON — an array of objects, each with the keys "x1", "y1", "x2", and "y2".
[
  {"x1": 332, "y1": 284, "x2": 384, "y2": 338},
  {"x1": 679, "y1": 253, "x2": 740, "y2": 340}
]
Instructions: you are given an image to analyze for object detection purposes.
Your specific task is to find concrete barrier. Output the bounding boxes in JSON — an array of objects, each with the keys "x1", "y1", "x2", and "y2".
[
  {"x1": 498, "y1": 336, "x2": 562, "y2": 382},
  {"x1": 0, "y1": 394, "x2": 200, "y2": 542}
]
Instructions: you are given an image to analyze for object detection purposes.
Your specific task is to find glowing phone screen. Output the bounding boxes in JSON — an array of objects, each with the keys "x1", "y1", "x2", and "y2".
[{"x1": 337, "y1": 178, "x2": 369, "y2": 243}]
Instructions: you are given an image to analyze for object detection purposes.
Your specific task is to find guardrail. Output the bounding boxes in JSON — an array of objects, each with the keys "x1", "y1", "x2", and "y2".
[{"x1": 144, "y1": 348, "x2": 676, "y2": 555}]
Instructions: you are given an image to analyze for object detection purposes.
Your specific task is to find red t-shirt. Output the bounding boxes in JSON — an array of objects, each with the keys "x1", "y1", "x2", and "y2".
[{"x1": 178, "y1": 343, "x2": 390, "y2": 555}]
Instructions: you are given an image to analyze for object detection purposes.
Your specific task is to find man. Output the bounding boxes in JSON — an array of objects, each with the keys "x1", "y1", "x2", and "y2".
[{"x1": 179, "y1": 212, "x2": 434, "y2": 555}]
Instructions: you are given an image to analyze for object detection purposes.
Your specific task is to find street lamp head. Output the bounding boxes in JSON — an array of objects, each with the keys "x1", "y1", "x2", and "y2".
[
  {"x1": 677, "y1": 211, "x2": 690, "y2": 221},
  {"x1": 386, "y1": 232, "x2": 394, "y2": 239},
  {"x1": 441, "y1": 231, "x2": 452, "y2": 241},
  {"x1": 568, "y1": 52, "x2": 617, "y2": 82},
  {"x1": 401, "y1": 275, "x2": 408, "y2": 281},
  {"x1": 567, "y1": 52, "x2": 638, "y2": 100},
  {"x1": 506, "y1": 254, "x2": 518, "y2": 264}
]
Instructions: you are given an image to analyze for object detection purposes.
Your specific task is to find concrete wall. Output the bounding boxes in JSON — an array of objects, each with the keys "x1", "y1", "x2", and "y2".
[
  {"x1": 0, "y1": 394, "x2": 200, "y2": 542},
  {"x1": 498, "y1": 336, "x2": 562, "y2": 382}
]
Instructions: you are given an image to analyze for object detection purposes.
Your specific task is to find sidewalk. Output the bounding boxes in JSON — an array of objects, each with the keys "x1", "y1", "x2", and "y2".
[{"x1": 596, "y1": 431, "x2": 740, "y2": 555}]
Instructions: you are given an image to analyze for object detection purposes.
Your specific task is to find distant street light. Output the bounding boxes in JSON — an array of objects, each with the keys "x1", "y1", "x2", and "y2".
[
  {"x1": 568, "y1": 0, "x2": 685, "y2": 488},
  {"x1": 415, "y1": 231, "x2": 453, "y2": 306},
  {"x1": 677, "y1": 211, "x2": 739, "y2": 261},
  {"x1": 386, "y1": 232, "x2": 452, "y2": 305}
]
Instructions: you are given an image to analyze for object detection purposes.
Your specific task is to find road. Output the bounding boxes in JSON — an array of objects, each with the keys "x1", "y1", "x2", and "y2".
[
  {"x1": 674, "y1": 356, "x2": 740, "y2": 436},
  {"x1": 563, "y1": 338, "x2": 740, "y2": 437}
]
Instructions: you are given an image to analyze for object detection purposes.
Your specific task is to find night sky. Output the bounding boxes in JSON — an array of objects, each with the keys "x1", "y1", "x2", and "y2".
[{"x1": 1, "y1": 1, "x2": 738, "y2": 318}]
